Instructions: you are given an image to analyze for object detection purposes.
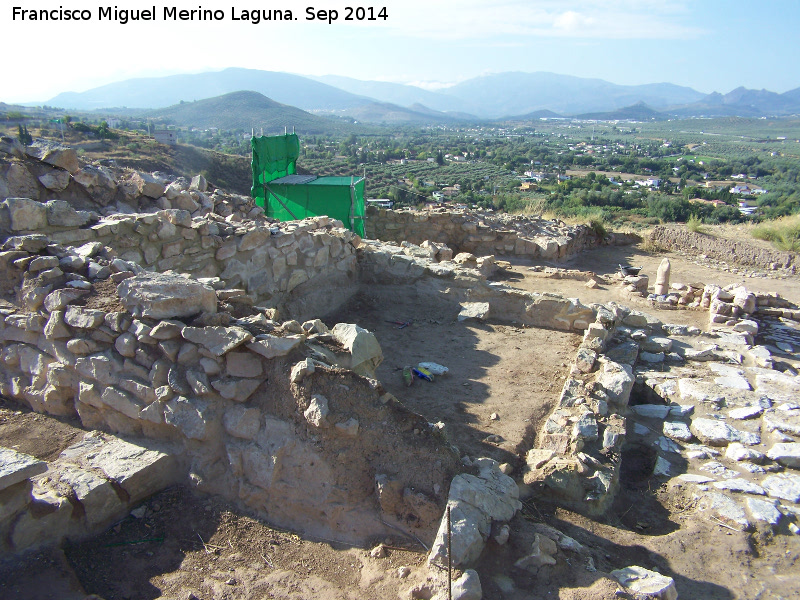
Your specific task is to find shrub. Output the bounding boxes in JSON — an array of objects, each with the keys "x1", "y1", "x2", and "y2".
[
  {"x1": 686, "y1": 215, "x2": 707, "y2": 234},
  {"x1": 641, "y1": 236, "x2": 668, "y2": 254},
  {"x1": 588, "y1": 218, "x2": 607, "y2": 238}
]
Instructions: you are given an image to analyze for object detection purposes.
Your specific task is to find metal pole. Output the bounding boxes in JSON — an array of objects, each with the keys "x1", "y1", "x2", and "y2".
[
  {"x1": 265, "y1": 183, "x2": 298, "y2": 220},
  {"x1": 447, "y1": 505, "x2": 452, "y2": 600}
]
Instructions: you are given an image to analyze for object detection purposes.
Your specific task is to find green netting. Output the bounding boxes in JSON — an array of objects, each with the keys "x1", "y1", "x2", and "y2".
[
  {"x1": 251, "y1": 134, "x2": 300, "y2": 199},
  {"x1": 264, "y1": 176, "x2": 366, "y2": 237},
  {"x1": 251, "y1": 134, "x2": 365, "y2": 236}
]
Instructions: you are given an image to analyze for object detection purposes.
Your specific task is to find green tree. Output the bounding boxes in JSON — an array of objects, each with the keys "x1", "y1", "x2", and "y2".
[
  {"x1": 17, "y1": 124, "x2": 32, "y2": 145},
  {"x1": 436, "y1": 150, "x2": 444, "y2": 166}
]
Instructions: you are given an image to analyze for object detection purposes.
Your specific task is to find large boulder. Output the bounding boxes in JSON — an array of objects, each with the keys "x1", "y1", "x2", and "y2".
[
  {"x1": 73, "y1": 166, "x2": 117, "y2": 206},
  {"x1": 41, "y1": 147, "x2": 80, "y2": 173},
  {"x1": 1, "y1": 164, "x2": 40, "y2": 200},
  {"x1": 117, "y1": 273, "x2": 217, "y2": 319},
  {"x1": 595, "y1": 360, "x2": 635, "y2": 407},
  {"x1": 45, "y1": 199, "x2": 93, "y2": 227},
  {"x1": 1, "y1": 198, "x2": 47, "y2": 231},
  {"x1": 330, "y1": 323, "x2": 383, "y2": 378},
  {"x1": 130, "y1": 171, "x2": 167, "y2": 199},
  {"x1": 38, "y1": 170, "x2": 71, "y2": 192},
  {"x1": 428, "y1": 459, "x2": 521, "y2": 568}
]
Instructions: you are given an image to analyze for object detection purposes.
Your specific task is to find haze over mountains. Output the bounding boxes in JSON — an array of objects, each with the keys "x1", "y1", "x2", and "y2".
[
  {"x1": 39, "y1": 67, "x2": 800, "y2": 124},
  {"x1": 142, "y1": 91, "x2": 353, "y2": 133}
]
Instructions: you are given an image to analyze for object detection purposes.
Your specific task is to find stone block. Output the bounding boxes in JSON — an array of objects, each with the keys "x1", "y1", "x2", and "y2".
[
  {"x1": 71, "y1": 436, "x2": 178, "y2": 504},
  {"x1": 0, "y1": 448, "x2": 47, "y2": 492},
  {"x1": 226, "y1": 351, "x2": 263, "y2": 378}
]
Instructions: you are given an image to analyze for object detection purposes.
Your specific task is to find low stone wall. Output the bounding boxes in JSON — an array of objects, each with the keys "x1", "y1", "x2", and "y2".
[
  {"x1": 1, "y1": 437, "x2": 178, "y2": 554},
  {"x1": 0, "y1": 233, "x2": 605, "y2": 558},
  {"x1": 365, "y1": 206, "x2": 617, "y2": 260},
  {"x1": 649, "y1": 225, "x2": 798, "y2": 272},
  {"x1": 0, "y1": 199, "x2": 360, "y2": 322},
  {"x1": 522, "y1": 304, "x2": 636, "y2": 516},
  {"x1": 358, "y1": 241, "x2": 597, "y2": 333},
  {"x1": 0, "y1": 259, "x2": 462, "y2": 553}
]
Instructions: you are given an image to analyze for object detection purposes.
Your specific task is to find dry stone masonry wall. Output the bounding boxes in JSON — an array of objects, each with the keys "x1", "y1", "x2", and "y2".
[
  {"x1": 0, "y1": 199, "x2": 360, "y2": 323},
  {"x1": 365, "y1": 206, "x2": 636, "y2": 260},
  {"x1": 650, "y1": 225, "x2": 798, "y2": 274},
  {"x1": 0, "y1": 249, "x2": 464, "y2": 553}
]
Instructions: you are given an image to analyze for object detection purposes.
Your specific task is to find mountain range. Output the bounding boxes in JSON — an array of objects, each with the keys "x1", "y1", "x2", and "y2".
[
  {"x1": 142, "y1": 91, "x2": 354, "y2": 133},
  {"x1": 35, "y1": 68, "x2": 800, "y2": 123}
]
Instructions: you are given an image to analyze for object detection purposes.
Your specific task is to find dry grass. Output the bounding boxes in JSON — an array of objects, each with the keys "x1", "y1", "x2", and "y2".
[
  {"x1": 686, "y1": 215, "x2": 707, "y2": 234},
  {"x1": 640, "y1": 231, "x2": 669, "y2": 254},
  {"x1": 751, "y1": 215, "x2": 800, "y2": 252}
]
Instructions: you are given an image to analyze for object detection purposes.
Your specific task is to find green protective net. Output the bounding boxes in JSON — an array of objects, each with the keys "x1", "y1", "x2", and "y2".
[
  {"x1": 251, "y1": 133, "x2": 300, "y2": 195},
  {"x1": 264, "y1": 176, "x2": 365, "y2": 237},
  {"x1": 251, "y1": 135, "x2": 365, "y2": 236}
]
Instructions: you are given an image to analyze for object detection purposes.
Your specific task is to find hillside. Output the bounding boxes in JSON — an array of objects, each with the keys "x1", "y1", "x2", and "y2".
[
  {"x1": 501, "y1": 109, "x2": 564, "y2": 121},
  {"x1": 47, "y1": 67, "x2": 372, "y2": 111},
  {"x1": 330, "y1": 101, "x2": 470, "y2": 124},
  {"x1": 438, "y1": 72, "x2": 706, "y2": 117},
  {"x1": 574, "y1": 102, "x2": 665, "y2": 121},
  {"x1": 309, "y1": 74, "x2": 472, "y2": 114},
  {"x1": 142, "y1": 91, "x2": 351, "y2": 134},
  {"x1": 27, "y1": 67, "x2": 800, "y2": 120}
]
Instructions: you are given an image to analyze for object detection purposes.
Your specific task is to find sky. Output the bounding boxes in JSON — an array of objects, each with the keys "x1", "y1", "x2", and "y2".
[{"x1": 2, "y1": 0, "x2": 799, "y2": 103}]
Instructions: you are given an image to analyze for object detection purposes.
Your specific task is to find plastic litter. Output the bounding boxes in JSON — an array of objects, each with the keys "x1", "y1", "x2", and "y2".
[
  {"x1": 412, "y1": 367, "x2": 434, "y2": 382},
  {"x1": 418, "y1": 362, "x2": 448, "y2": 376},
  {"x1": 402, "y1": 366, "x2": 414, "y2": 387}
]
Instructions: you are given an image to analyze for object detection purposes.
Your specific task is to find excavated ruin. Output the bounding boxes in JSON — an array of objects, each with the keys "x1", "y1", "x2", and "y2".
[{"x1": 2, "y1": 138, "x2": 800, "y2": 599}]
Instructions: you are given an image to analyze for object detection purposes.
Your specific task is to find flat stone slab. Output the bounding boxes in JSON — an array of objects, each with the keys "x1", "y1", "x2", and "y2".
[
  {"x1": 61, "y1": 436, "x2": 178, "y2": 504},
  {"x1": 712, "y1": 478, "x2": 766, "y2": 495},
  {"x1": 0, "y1": 447, "x2": 47, "y2": 491},
  {"x1": 728, "y1": 405, "x2": 764, "y2": 420},
  {"x1": 753, "y1": 370, "x2": 800, "y2": 404},
  {"x1": 247, "y1": 334, "x2": 304, "y2": 359},
  {"x1": 744, "y1": 497, "x2": 782, "y2": 526},
  {"x1": 632, "y1": 404, "x2": 671, "y2": 419},
  {"x1": 761, "y1": 473, "x2": 800, "y2": 503},
  {"x1": 698, "y1": 491, "x2": 751, "y2": 530},
  {"x1": 714, "y1": 375, "x2": 752, "y2": 390},
  {"x1": 605, "y1": 341, "x2": 639, "y2": 366},
  {"x1": 766, "y1": 443, "x2": 800, "y2": 469},
  {"x1": 691, "y1": 418, "x2": 760, "y2": 447},
  {"x1": 182, "y1": 326, "x2": 253, "y2": 356},
  {"x1": 458, "y1": 302, "x2": 490, "y2": 322},
  {"x1": 762, "y1": 408, "x2": 800, "y2": 436},
  {"x1": 663, "y1": 421, "x2": 693, "y2": 442}
]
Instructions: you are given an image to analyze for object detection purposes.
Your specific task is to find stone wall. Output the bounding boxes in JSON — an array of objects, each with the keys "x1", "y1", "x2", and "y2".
[
  {"x1": 358, "y1": 240, "x2": 598, "y2": 333},
  {"x1": 649, "y1": 225, "x2": 798, "y2": 272},
  {"x1": 365, "y1": 206, "x2": 626, "y2": 260},
  {"x1": 0, "y1": 232, "x2": 606, "y2": 557},
  {"x1": 1, "y1": 437, "x2": 178, "y2": 554},
  {"x1": 0, "y1": 249, "x2": 462, "y2": 554},
  {"x1": 0, "y1": 198, "x2": 360, "y2": 322}
]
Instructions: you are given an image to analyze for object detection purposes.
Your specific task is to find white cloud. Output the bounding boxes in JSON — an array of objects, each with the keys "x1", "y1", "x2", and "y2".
[{"x1": 380, "y1": 0, "x2": 704, "y2": 41}]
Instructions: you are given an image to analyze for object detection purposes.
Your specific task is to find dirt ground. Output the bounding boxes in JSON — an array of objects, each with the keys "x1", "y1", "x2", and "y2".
[
  {"x1": 2, "y1": 239, "x2": 800, "y2": 599},
  {"x1": 326, "y1": 287, "x2": 581, "y2": 469}
]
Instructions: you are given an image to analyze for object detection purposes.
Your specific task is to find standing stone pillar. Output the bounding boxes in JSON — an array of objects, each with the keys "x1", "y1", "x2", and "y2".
[{"x1": 654, "y1": 258, "x2": 671, "y2": 296}]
